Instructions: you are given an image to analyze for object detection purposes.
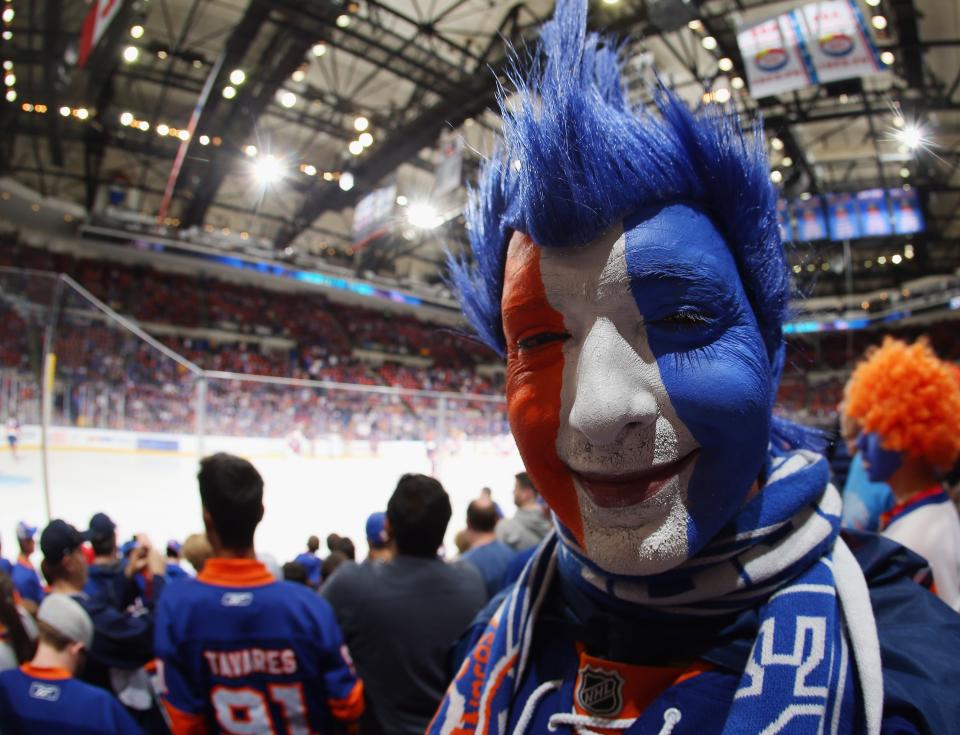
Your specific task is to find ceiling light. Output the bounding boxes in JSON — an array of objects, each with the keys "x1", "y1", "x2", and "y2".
[
  {"x1": 252, "y1": 154, "x2": 284, "y2": 185},
  {"x1": 865, "y1": 0, "x2": 881, "y2": 5},
  {"x1": 73, "y1": 107, "x2": 88, "y2": 119},
  {"x1": 138, "y1": 120, "x2": 150, "y2": 131},
  {"x1": 229, "y1": 69, "x2": 246, "y2": 85},
  {"x1": 792, "y1": 264, "x2": 801, "y2": 274},
  {"x1": 891, "y1": 253, "x2": 902, "y2": 264},
  {"x1": 731, "y1": 76, "x2": 745, "y2": 90},
  {"x1": 353, "y1": 116, "x2": 369, "y2": 132},
  {"x1": 358, "y1": 132, "x2": 373, "y2": 147},
  {"x1": 713, "y1": 87, "x2": 730, "y2": 104},
  {"x1": 244, "y1": 144, "x2": 258, "y2": 157},
  {"x1": 800, "y1": 192, "x2": 811, "y2": 200},
  {"x1": 291, "y1": 69, "x2": 305, "y2": 83},
  {"x1": 2, "y1": 32, "x2": 12, "y2": 41},
  {"x1": 871, "y1": 15, "x2": 887, "y2": 30},
  {"x1": 59, "y1": 105, "x2": 71, "y2": 117},
  {"x1": 880, "y1": 51, "x2": 894, "y2": 65},
  {"x1": 701, "y1": 36, "x2": 717, "y2": 51},
  {"x1": 157, "y1": 50, "x2": 168, "y2": 59},
  {"x1": 407, "y1": 202, "x2": 442, "y2": 229},
  {"x1": 770, "y1": 170, "x2": 783, "y2": 184},
  {"x1": 3, "y1": 72, "x2": 12, "y2": 85},
  {"x1": 904, "y1": 245, "x2": 914, "y2": 259},
  {"x1": 130, "y1": 25, "x2": 144, "y2": 39},
  {"x1": 877, "y1": 255, "x2": 886, "y2": 265},
  {"x1": 35, "y1": 104, "x2": 47, "y2": 114},
  {"x1": 336, "y1": 14, "x2": 351, "y2": 27},
  {"x1": 280, "y1": 91, "x2": 296, "y2": 108},
  {"x1": 312, "y1": 43, "x2": 326, "y2": 57},
  {"x1": 781, "y1": 156, "x2": 793, "y2": 167},
  {"x1": 199, "y1": 134, "x2": 210, "y2": 145},
  {"x1": 688, "y1": 19, "x2": 703, "y2": 32},
  {"x1": 156, "y1": 123, "x2": 169, "y2": 136},
  {"x1": 2, "y1": 61, "x2": 11, "y2": 70},
  {"x1": 323, "y1": 171, "x2": 334, "y2": 181},
  {"x1": 301, "y1": 164, "x2": 317, "y2": 176},
  {"x1": 601, "y1": 0, "x2": 619, "y2": 5},
  {"x1": 339, "y1": 172, "x2": 354, "y2": 191},
  {"x1": 120, "y1": 111, "x2": 134, "y2": 126},
  {"x1": 348, "y1": 140, "x2": 363, "y2": 155},
  {"x1": 222, "y1": 85, "x2": 236, "y2": 99},
  {"x1": 20, "y1": 102, "x2": 30, "y2": 112},
  {"x1": 192, "y1": 59, "x2": 203, "y2": 69},
  {"x1": 4, "y1": 89, "x2": 13, "y2": 102},
  {"x1": 177, "y1": 129, "x2": 190, "y2": 141},
  {"x1": 1, "y1": 7, "x2": 12, "y2": 23},
  {"x1": 396, "y1": 195, "x2": 408, "y2": 206},
  {"x1": 899, "y1": 167, "x2": 910, "y2": 178},
  {"x1": 770, "y1": 137, "x2": 784, "y2": 151},
  {"x1": 718, "y1": 57, "x2": 733, "y2": 72},
  {"x1": 123, "y1": 45, "x2": 139, "y2": 63}
]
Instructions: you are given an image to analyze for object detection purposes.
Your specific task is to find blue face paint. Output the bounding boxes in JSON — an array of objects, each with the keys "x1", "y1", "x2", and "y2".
[
  {"x1": 624, "y1": 203, "x2": 772, "y2": 558},
  {"x1": 857, "y1": 431, "x2": 903, "y2": 484}
]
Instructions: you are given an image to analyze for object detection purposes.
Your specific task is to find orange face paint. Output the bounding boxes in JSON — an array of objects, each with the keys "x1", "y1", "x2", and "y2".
[{"x1": 502, "y1": 231, "x2": 583, "y2": 545}]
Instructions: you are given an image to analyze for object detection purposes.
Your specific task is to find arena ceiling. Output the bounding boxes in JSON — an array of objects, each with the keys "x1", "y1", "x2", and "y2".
[{"x1": 1, "y1": 0, "x2": 958, "y2": 298}]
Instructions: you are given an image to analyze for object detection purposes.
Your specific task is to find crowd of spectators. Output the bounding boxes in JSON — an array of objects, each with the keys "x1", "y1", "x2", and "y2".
[{"x1": 0, "y1": 455, "x2": 549, "y2": 734}]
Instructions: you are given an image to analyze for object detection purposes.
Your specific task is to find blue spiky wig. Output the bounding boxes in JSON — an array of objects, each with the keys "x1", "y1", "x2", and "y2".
[{"x1": 450, "y1": 0, "x2": 789, "y2": 373}]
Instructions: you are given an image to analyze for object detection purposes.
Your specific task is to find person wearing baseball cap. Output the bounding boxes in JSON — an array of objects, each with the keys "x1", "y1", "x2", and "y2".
[
  {"x1": 84, "y1": 512, "x2": 153, "y2": 611},
  {"x1": 164, "y1": 539, "x2": 190, "y2": 582},
  {"x1": 364, "y1": 511, "x2": 394, "y2": 564},
  {"x1": 11, "y1": 521, "x2": 43, "y2": 615},
  {"x1": 0, "y1": 593, "x2": 139, "y2": 733},
  {"x1": 40, "y1": 518, "x2": 167, "y2": 731}
]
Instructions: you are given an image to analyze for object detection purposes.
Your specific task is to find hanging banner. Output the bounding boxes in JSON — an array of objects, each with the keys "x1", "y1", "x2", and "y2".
[
  {"x1": 352, "y1": 183, "x2": 396, "y2": 249},
  {"x1": 737, "y1": 0, "x2": 883, "y2": 99},
  {"x1": 776, "y1": 198, "x2": 793, "y2": 243},
  {"x1": 78, "y1": 0, "x2": 125, "y2": 68},
  {"x1": 737, "y1": 13, "x2": 814, "y2": 98},
  {"x1": 857, "y1": 189, "x2": 892, "y2": 237},
  {"x1": 889, "y1": 188, "x2": 925, "y2": 235},
  {"x1": 433, "y1": 135, "x2": 464, "y2": 198},
  {"x1": 794, "y1": 196, "x2": 828, "y2": 241},
  {"x1": 827, "y1": 192, "x2": 860, "y2": 241}
]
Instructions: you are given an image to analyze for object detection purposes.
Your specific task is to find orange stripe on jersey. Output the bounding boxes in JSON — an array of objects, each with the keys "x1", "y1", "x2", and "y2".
[
  {"x1": 502, "y1": 232, "x2": 583, "y2": 545},
  {"x1": 197, "y1": 558, "x2": 275, "y2": 587},
  {"x1": 328, "y1": 679, "x2": 364, "y2": 722},
  {"x1": 20, "y1": 663, "x2": 71, "y2": 680},
  {"x1": 162, "y1": 699, "x2": 210, "y2": 735},
  {"x1": 480, "y1": 652, "x2": 518, "y2": 735}
]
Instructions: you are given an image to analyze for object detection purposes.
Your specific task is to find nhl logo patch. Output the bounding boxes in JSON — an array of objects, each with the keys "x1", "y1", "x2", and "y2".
[{"x1": 576, "y1": 666, "x2": 624, "y2": 717}]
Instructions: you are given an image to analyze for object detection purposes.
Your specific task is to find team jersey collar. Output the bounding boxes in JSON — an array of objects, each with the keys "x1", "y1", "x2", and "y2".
[
  {"x1": 20, "y1": 663, "x2": 71, "y2": 680},
  {"x1": 16, "y1": 554, "x2": 33, "y2": 569},
  {"x1": 881, "y1": 485, "x2": 949, "y2": 530},
  {"x1": 198, "y1": 558, "x2": 275, "y2": 587}
]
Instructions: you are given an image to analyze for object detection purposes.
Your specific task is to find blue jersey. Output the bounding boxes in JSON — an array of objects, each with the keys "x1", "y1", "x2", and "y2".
[
  {"x1": 293, "y1": 552, "x2": 322, "y2": 587},
  {"x1": 155, "y1": 558, "x2": 363, "y2": 734},
  {"x1": 11, "y1": 556, "x2": 44, "y2": 605},
  {"x1": 0, "y1": 557, "x2": 12, "y2": 577},
  {"x1": 0, "y1": 664, "x2": 141, "y2": 734}
]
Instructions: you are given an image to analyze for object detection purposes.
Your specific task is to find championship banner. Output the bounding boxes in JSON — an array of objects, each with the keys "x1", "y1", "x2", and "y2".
[
  {"x1": 827, "y1": 192, "x2": 860, "y2": 241},
  {"x1": 737, "y1": 0, "x2": 883, "y2": 99},
  {"x1": 794, "y1": 196, "x2": 828, "y2": 241},
  {"x1": 889, "y1": 188, "x2": 925, "y2": 235},
  {"x1": 78, "y1": 0, "x2": 125, "y2": 69},
  {"x1": 857, "y1": 189, "x2": 892, "y2": 237},
  {"x1": 797, "y1": 0, "x2": 883, "y2": 85},
  {"x1": 352, "y1": 183, "x2": 396, "y2": 249},
  {"x1": 776, "y1": 198, "x2": 793, "y2": 243}
]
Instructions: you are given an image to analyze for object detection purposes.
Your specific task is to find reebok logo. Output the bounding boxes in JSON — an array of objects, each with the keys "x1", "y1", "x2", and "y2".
[
  {"x1": 29, "y1": 682, "x2": 61, "y2": 701},
  {"x1": 221, "y1": 592, "x2": 254, "y2": 607}
]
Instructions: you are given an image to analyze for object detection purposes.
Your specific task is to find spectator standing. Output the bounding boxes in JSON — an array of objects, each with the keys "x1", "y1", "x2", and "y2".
[
  {"x1": 84, "y1": 513, "x2": 146, "y2": 610},
  {"x1": 0, "y1": 532, "x2": 12, "y2": 577},
  {"x1": 0, "y1": 593, "x2": 140, "y2": 733},
  {"x1": 324, "y1": 474, "x2": 486, "y2": 735},
  {"x1": 364, "y1": 512, "x2": 394, "y2": 564},
  {"x1": 460, "y1": 501, "x2": 517, "y2": 599},
  {"x1": 11, "y1": 522, "x2": 43, "y2": 615},
  {"x1": 180, "y1": 534, "x2": 212, "y2": 574},
  {"x1": 494, "y1": 472, "x2": 550, "y2": 551},
  {"x1": 293, "y1": 535, "x2": 323, "y2": 588},
  {"x1": 479, "y1": 486, "x2": 504, "y2": 519},
  {"x1": 40, "y1": 519, "x2": 167, "y2": 732},
  {"x1": 155, "y1": 453, "x2": 364, "y2": 734},
  {"x1": 165, "y1": 540, "x2": 190, "y2": 582}
]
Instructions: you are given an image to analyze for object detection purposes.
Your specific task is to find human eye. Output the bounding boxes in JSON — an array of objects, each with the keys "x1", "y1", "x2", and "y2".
[
  {"x1": 653, "y1": 310, "x2": 712, "y2": 329},
  {"x1": 516, "y1": 331, "x2": 570, "y2": 351}
]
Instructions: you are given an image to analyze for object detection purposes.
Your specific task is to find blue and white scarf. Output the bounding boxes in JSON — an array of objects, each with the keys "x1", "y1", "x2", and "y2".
[{"x1": 430, "y1": 450, "x2": 883, "y2": 734}]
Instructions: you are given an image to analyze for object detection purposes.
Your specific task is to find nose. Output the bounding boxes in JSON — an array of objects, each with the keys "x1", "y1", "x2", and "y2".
[{"x1": 567, "y1": 317, "x2": 660, "y2": 446}]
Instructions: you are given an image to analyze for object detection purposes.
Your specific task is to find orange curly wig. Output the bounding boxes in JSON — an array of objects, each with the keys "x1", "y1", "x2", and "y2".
[{"x1": 844, "y1": 337, "x2": 960, "y2": 469}]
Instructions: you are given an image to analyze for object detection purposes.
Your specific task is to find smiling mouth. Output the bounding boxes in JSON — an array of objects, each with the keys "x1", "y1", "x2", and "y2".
[{"x1": 569, "y1": 450, "x2": 700, "y2": 509}]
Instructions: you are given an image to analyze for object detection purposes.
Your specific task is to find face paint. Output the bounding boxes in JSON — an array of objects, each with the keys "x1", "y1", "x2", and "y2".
[
  {"x1": 857, "y1": 431, "x2": 903, "y2": 483},
  {"x1": 502, "y1": 203, "x2": 772, "y2": 575}
]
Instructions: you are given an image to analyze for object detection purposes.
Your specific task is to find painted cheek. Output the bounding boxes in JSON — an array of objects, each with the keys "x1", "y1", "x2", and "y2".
[{"x1": 502, "y1": 232, "x2": 584, "y2": 545}]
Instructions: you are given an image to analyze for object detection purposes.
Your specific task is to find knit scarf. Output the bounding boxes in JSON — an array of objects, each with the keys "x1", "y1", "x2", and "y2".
[{"x1": 429, "y1": 450, "x2": 883, "y2": 735}]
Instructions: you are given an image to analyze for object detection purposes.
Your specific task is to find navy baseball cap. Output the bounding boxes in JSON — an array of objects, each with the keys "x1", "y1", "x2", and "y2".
[
  {"x1": 40, "y1": 520, "x2": 92, "y2": 564},
  {"x1": 365, "y1": 512, "x2": 388, "y2": 548},
  {"x1": 88, "y1": 513, "x2": 116, "y2": 540}
]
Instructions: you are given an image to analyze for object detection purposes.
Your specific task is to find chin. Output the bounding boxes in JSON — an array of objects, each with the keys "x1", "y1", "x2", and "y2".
[{"x1": 573, "y1": 460, "x2": 696, "y2": 576}]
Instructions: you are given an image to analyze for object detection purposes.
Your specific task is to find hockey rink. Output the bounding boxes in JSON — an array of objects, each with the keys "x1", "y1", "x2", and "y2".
[{"x1": 0, "y1": 439, "x2": 523, "y2": 563}]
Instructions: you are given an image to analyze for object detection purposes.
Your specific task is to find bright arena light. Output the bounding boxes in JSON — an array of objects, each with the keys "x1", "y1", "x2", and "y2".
[
  {"x1": 280, "y1": 91, "x2": 296, "y2": 108},
  {"x1": 871, "y1": 15, "x2": 887, "y2": 30},
  {"x1": 894, "y1": 121, "x2": 931, "y2": 152},
  {"x1": 713, "y1": 87, "x2": 730, "y2": 104},
  {"x1": 336, "y1": 14, "x2": 351, "y2": 27},
  {"x1": 120, "y1": 111, "x2": 134, "y2": 126},
  {"x1": 130, "y1": 25, "x2": 144, "y2": 39},
  {"x1": 731, "y1": 76, "x2": 745, "y2": 90},
  {"x1": 222, "y1": 85, "x2": 236, "y2": 99},
  {"x1": 348, "y1": 140, "x2": 363, "y2": 155},
  {"x1": 123, "y1": 46, "x2": 140, "y2": 63},
  {"x1": 229, "y1": 69, "x2": 246, "y2": 85},
  {"x1": 75, "y1": 107, "x2": 89, "y2": 120},
  {"x1": 396, "y1": 195, "x2": 408, "y2": 206},
  {"x1": 339, "y1": 172, "x2": 354, "y2": 191},
  {"x1": 771, "y1": 137, "x2": 784, "y2": 151},
  {"x1": 407, "y1": 202, "x2": 443, "y2": 229},
  {"x1": 312, "y1": 43, "x2": 326, "y2": 57},
  {"x1": 60, "y1": 106, "x2": 71, "y2": 117},
  {"x1": 353, "y1": 116, "x2": 369, "y2": 132},
  {"x1": 4, "y1": 89, "x2": 14, "y2": 102},
  {"x1": 244, "y1": 144, "x2": 258, "y2": 157},
  {"x1": 3, "y1": 72, "x2": 13, "y2": 86},
  {"x1": 880, "y1": 51, "x2": 895, "y2": 65},
  {"x1": 358, "y1": 132, "x2": 373, "y2": 147},
  {"x1": 718, "y1": 57, "x2": 733, "y2": 72},
  {"x1": 252, "y1": 154, "x2": 284, "y2": 185},
  {"x1": 701, "y1": 36, "x2": 717, "y2": 51},
  {"x1": 199, "y1": 134, "x2": 210, "y2": 145},
  {"x1": 177, "y1": 129, "x2": 190, "y2": 141},
  {"x1": 1, "y1": 7, "x2": 13, "y2": 23},
  {"x1": 156, "y1": 123, "x2": 170, "y2": 136},
  {"x1": 770, "y1": 170, "x2": 783, "y2": 184}
]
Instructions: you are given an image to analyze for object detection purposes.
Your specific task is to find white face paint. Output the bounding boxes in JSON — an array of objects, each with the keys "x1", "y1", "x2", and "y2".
[{"x1": 539, "y1": 224, "x2": 700, "y2": 575}]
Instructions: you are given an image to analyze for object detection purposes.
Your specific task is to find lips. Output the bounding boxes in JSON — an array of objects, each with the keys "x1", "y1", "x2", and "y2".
[{"x1": 569, "y1": 450, "x2": 700, "y2": 509}]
